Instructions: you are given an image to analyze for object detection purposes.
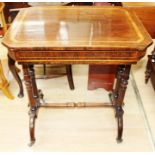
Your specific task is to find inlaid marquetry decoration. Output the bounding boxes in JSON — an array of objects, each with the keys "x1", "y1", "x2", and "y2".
[{"x1": 2, "y1": 6, "x2": 152, "y2": 65}]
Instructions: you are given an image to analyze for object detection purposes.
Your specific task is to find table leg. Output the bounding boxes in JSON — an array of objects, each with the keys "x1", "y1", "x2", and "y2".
[
  {"x1": 145, "y1": 55, "x2": 152, "y2": 84},
  {"x1": 145, "y1": 47, "x2": 155, "y2": 84},
  {"x1": 110, "y1": 65, "x2": 124, "y2": 101},
  {"x1": 66, "y1": 65, "x2": 75, "y2": 90},
  {"x1": 22, "y1": 64, "x2": 40, "y2": 146},
  {"x1": 110, "y1": 65, "x2": 131, "y2": 143},
  {"x1": 8, "y1": 54, "x2": 24, "y2": 98}
]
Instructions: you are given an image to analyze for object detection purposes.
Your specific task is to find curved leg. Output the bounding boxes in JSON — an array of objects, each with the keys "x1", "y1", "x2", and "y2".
[
  {"x1": 66, "y1": 65, "x2": 75, "y2": 90},
  {"x1": 113, "y1": 65, "x2": 131, "y2": 142},
  {"x1": 115, "y1": 106, "x2": 124, "y2": 143},
  {"x1": 28, "y1": 107, "x2": 37, "y2": 146},
  {"x1": 23, "y1": 64, "x2": 40, "y2": 146},
  {"x1": 8, "y1": 54, "x2": 24, "y2": 98}
]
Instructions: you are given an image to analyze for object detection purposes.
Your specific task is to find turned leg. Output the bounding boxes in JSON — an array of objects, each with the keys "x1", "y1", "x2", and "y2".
[
  {"x1": 22, "y1": 64, "x2": 40, "y2": 146},
  {"x1": 113, "y1": 65, "x2": 131, "y2": 143},
  {"x1": 66, "y1": 65, "x2": 75, "y2": 90},
  {"x1": 28, "y1": 106, "x2": 37, "y2": 146},
  {"x1": 145, "y1": 55, "x2": 152, "y2": 84},
  {"x1": 145, "y1": 47, "x2": 155, "y2": 84},
  {"x1": 8, "y1": 54, "x2": 24, "y2": 98},
  {"x1": 109, "y1": 65, "x2": 124, "y2": 103}
]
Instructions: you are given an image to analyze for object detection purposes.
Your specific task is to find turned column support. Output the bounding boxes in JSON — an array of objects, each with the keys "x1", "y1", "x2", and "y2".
[
  {"x1": 145, "y1": 55, "x2": 152, "y2": 84},
  {"x1": 145, "y1": 46, "x2": 155, "y2": 83},
  {"x1": 113, "y1": 65, "x2": 124, "y2": 99},
  {"x1": 111, "y1": 65, "x2": 131, "y2": 143},
  {"x1": 22, "y1": 64, "x2": 40, "y2": 146}
]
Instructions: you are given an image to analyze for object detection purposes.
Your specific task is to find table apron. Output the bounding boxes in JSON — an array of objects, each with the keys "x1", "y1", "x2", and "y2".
[{"x1": 10, "y1": 50, "x2": 145, "y2": 65}]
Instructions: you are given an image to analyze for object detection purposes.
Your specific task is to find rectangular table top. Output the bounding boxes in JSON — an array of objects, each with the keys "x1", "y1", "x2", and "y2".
[
  {"x1": 123, "y1": 3, "x2": 155, "y2": 38},
  {"x1": 2, "y1": 6, "x2": 152, "y2": 51}
]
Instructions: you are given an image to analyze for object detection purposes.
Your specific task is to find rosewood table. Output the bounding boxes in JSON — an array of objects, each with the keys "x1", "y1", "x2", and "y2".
[{"x1": 2, "y1": 6, "x2": 152, "y2": 146}]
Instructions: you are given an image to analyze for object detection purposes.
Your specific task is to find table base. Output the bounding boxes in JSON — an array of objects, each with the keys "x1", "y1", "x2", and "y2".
[{"x1": 22, "y1": 64, "x2": 131, "y2": 146}]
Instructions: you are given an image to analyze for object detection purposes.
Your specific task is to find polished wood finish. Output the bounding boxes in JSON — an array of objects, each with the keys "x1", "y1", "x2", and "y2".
[
  {"x1": 3, "y1": 6, "x2": 151, "y2": 53},
  {"x1": 3, "y1": 4, "x2": 74, "y2": 96},
  {"x1": 66, "y1": 65, "x2": 74, "y2": 90},
  {"x1": 8, "y1": 54, "x2": 24, "y2": 98},
  {"x1": 22, "y1": 64, "x2": 39, "y2": 146},
  {"x1": 123, "y1": 2, "x2": 155, "y2": 38},
  {"x1": 2, "y1": 6, "x2": 152, "y2": 145},
  {"x1": 145, "y1": 50, "x2": 155, "y2": 90},
  {"x1": 88, "y1": 65, "x2": 117, "y2": 91},
  {"x1": 90, "y1": 2, "x2": 155, "y2": 91},
  {"x1": 88, "y1": 2, "x2": 122, "y2": 91},
  {"x1": 110, "y1": 65, "x2": 131, "y2": 142}
]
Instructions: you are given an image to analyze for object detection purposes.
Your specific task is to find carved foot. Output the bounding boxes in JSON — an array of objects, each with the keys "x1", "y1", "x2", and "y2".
[
  {"x1": 28, "y1": 107, "x2": 37, "y2": 146},
  {"x1": 18, "y1": 91, "x2": 24, "y2": 98},
  {"x1": 115, "y1": 106, "x2": 124, "y2": 143}
]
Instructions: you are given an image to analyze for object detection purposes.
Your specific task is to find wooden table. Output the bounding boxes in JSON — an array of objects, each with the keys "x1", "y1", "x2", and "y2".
[{"x1": 2, "y1": 6, "x2": 152, "y2": 146}]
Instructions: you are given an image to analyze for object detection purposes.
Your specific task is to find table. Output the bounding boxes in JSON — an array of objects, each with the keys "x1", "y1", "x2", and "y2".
[{"x1": 2, "y1": 6, "x2": 152, "y2": 146}]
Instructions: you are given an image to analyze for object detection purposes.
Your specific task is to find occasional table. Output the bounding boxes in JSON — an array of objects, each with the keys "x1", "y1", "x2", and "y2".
[{"x1": 2, "y1": 6, "x2": 152, "y2": 145}]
